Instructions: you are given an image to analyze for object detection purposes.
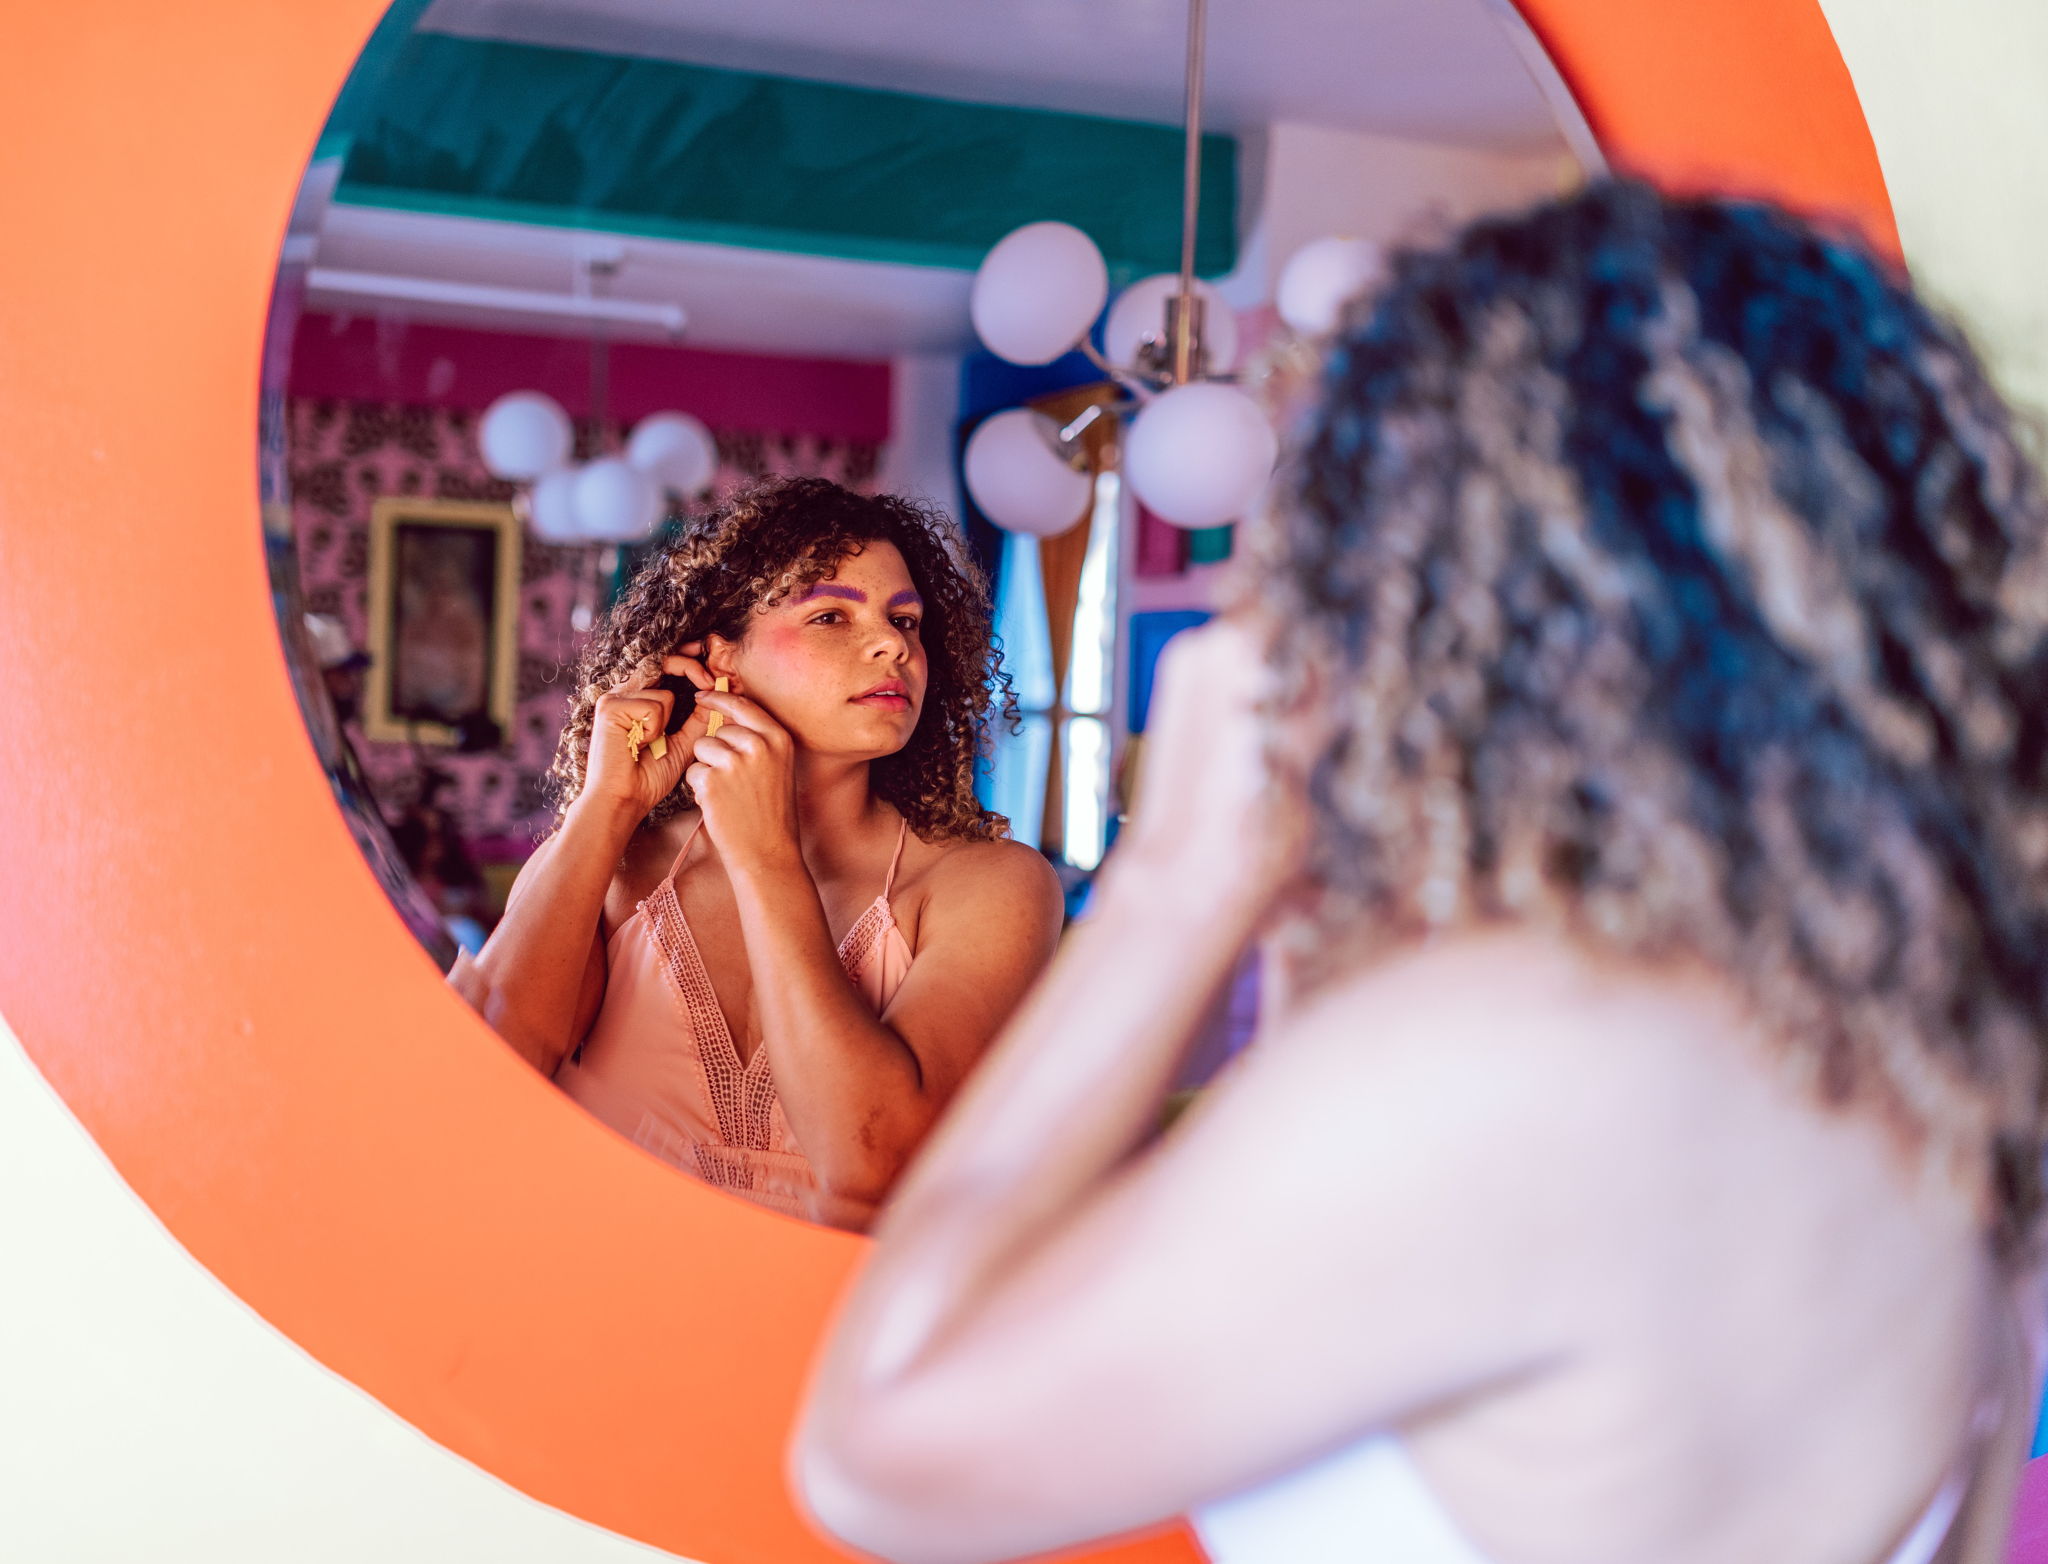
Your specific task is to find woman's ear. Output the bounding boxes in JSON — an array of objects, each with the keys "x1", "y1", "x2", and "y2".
[{"x1": 703, "y1": 633, "x2": 740, "y2": 684}]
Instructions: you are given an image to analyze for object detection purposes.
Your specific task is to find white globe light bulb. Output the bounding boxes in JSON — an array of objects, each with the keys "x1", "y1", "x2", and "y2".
[
  {"x1": 1124, "y1": 383, "x2": 1278, "y2": 530},
  {"x1": 527, "y1": 465, "x2": 584, "y2": 543},
  {"x1": 1276, "y1": 236, "x2": 1387, "y2": 337},
  {"x1": 478, "y1": 390, "x2": 573, "y2": 481},
  {"x1": 573, "y1": 457, "x2": 665, "y2": 543},
  {"x1": 962, "y1": 408, "x2": 1093, "y2": 538},
  {"x1": 970, "y1": 221, "x2": 1109, "y2": 366},
  {"x1": 626, "y1": 411, "x2": 719, "y2": 497},
  {"x1": 1103, "y1": 274, "x2": 1240, "y2": 375}
]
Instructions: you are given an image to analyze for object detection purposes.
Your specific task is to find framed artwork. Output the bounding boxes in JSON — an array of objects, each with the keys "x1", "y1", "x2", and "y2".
[{"x1": 362, "y1": 496, "x2": 522, "y2": 748}]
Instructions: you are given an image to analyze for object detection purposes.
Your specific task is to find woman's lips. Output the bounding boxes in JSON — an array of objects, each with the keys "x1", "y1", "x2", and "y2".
[{"x1": 852, "y1": 683, "x2": 911, "y2": 709}]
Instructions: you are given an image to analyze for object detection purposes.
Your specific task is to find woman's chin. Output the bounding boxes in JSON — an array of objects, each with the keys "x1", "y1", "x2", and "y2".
[{"x1": 801, "y1": 709, "x2": 920, "y2": 759}]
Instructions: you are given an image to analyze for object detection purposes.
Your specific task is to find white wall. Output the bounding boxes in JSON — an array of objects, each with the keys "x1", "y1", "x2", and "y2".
[
  {"x1": 879, "y1": 351, "x2": 965, "y2": 513},
  {"x1": 0, "y1": 1020, "x2": 684, "y2": 1564},
  {"x1": 1220, "y1": 119, "x2": 1580, "y2": 312},
  {"x1": 1817, "y1": 0, "x2": 2048, "y2": 426}
]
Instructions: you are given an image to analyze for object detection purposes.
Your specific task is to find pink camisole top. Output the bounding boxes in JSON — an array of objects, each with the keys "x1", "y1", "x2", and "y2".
[{"x1": 554, "y1": 816, "x2": 914, "y2": 1220}]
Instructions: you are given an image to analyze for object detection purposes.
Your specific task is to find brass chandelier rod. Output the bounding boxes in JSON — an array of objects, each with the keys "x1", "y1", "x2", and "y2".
[{"x1": 1171, "y1": 0, "x2": 1209, "y2": 385}]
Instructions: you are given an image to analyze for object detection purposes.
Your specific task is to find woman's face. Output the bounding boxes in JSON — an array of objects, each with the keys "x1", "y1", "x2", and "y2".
[{"x1": 706, "y1": 539, "x2": 929, "y2": 760}]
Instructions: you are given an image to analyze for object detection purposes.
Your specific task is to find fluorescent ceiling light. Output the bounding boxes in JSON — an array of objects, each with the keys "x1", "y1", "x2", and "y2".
[{"x1": 305, "y1": 268, "x2": 687, "y2": 336}]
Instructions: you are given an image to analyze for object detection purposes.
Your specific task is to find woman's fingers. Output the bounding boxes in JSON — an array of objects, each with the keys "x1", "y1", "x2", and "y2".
[
  {"x1": 689, "y1": 728, "x2": 769, "y2": 767},
  {"x1": 660, "y1": 652, "x2": 714, "y2": 690},
  {"x1": 1154, "y1": 621, "x2": 1264, "y2": 713},
  {"x1": 710, "y1": 725, "x2": 768, "y2": 760},
  {"x1": 1134, "y1": 618, "x2": 1307, "y2": 904},
  {"x1": 598, "y1": 686, "x2": 675, "y2": 731},
  {"x1": 693, "y1": 690, "x2": 786, "y2": 745}
]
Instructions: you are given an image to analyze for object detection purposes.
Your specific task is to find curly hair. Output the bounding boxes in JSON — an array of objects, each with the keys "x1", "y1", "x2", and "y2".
[
  {"x1": 548, "y1": 476, "x2": 1012, "y2": 842},
  {"x1": 1254, "y1": 179, "x2": 2048, "y2": 1256}
]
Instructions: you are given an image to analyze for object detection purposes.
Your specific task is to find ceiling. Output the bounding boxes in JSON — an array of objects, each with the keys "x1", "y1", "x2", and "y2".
[
  {"x1": 307, "y1": 204, "x2": 976, "y2": 357},
  {"x1": 416, "y1": 0, "x2": 1567, "y2": 151},
  {"x1": 304, "y1": 0, "x2": 1588, "y2": 359}
]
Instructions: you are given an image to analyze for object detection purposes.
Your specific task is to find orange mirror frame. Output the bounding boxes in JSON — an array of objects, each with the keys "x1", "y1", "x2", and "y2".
[{"x1": 0, "y1": 2, "x2": 1892, "y2": 1560}]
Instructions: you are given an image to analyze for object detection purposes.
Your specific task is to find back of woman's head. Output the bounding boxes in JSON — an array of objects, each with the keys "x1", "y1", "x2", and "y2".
[
  {"x1": 549, "y1": 475, "x2": 1010, "y2": 841},
  {"x1": 1261, "y1": 178, "x2": 2048, "y2": 1254}
]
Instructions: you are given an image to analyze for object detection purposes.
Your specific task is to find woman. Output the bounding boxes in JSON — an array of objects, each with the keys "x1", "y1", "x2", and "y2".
[
  {"x1": 797, "y1": 184, "x2": 2048, "y2": 1562},
  {"x1": 461, "y1": 477, "x2": 1062, "y2": 1232}
]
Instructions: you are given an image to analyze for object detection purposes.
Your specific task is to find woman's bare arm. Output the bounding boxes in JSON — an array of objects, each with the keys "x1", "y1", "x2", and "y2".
[
  {"x1": 460, "y1": 661, "x2": 706, "y2": 1073},
  {"x1": 685, "y1": 687, "x2": 1063, "y2": 1213},
  {"x1": 460, "y1": 802, "x2": 628, "y2": 1073},
  {"x1": 795, "y1": 902, "x2": 1606, "y2": 1564},
  {"x1": 733, "y1": 837, "x2": 1063, "y2": 1216},
  {"x1": 792, "y1": 626, "x2": 1593, "y2": 1563}
]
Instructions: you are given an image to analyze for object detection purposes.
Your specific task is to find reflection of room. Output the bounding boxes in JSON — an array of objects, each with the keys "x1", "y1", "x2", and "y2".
[{"x1": 268, "y1": 0, "x2": 1593, "y2": 1000}]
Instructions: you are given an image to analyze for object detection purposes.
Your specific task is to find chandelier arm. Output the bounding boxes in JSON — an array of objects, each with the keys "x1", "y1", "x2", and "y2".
[{"x1": 1078, "y1": 336, "x2": 1163, "y2": 397}]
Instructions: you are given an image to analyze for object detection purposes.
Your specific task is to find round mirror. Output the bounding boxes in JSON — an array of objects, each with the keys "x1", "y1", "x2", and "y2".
[{"x1": 0, "y1": 0, "x2": 1908, "y2": 1559}]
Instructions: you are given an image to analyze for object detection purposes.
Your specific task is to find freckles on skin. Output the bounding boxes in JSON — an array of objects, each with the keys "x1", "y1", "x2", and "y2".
[
  {"x1": 737, "y1": 618, "x2": 908, "y2": 704},
  {"x1": 742, "y1": 620, "x2": 822, "y2": 677}
]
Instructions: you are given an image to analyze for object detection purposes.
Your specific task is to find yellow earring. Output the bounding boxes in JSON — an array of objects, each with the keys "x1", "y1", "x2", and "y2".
[{"x1": 705, "y1": 675, "x2": 730, "y2": 737}]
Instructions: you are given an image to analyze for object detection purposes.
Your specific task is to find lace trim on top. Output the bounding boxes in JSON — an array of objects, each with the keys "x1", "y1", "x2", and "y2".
[
  {"x1": 639, "y1": 873, "x2": 897, "y2": 1154},
  {"x1": 835, "y1": 896, "x2": 894, "y2": 984}
]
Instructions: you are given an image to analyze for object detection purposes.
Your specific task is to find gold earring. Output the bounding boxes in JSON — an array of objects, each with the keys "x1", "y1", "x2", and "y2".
[{"x1": 706, "y1": 675, "x2": 730, "y2": 737}]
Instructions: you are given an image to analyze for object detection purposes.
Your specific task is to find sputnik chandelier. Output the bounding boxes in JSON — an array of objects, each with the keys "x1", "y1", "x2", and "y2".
[
  {"x1": 475, "y1": 251, "x2": 718, "y2": 545},
  {"x1": 962, "y1": 0, "x2": 1386, "y2": 538}
]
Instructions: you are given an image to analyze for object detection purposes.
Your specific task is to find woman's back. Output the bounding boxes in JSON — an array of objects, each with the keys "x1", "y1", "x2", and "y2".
[{"x1": 1234, "y1": 934, "x2": 2006, "y2": 1564}]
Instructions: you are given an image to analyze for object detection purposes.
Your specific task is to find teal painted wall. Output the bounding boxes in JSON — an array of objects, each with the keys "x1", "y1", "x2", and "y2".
[{"x1": 334, "y1": 33, "x2": 1239, "y2": 280}]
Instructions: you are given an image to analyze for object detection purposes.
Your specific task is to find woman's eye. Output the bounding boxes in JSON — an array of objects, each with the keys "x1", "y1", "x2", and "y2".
[
  {"x1": 893, "y1": 616, "x2": 922, "y2": 633},
  {"x1": 809, "y1": 611, "x2": 843, "y2": 626}
]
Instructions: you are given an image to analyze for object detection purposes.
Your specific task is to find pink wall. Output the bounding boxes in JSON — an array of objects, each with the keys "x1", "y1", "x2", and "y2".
[
  {"x1": 2010, "y1": 1459, "x2": 2048, "y2": 1562},
  {"x1": 287, "y1": 313, "x2": 893, "y2": 445}
]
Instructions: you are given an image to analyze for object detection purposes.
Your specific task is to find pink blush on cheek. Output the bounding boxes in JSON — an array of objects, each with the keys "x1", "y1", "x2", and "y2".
[
  {"x1": 732, "y1": 623, "x2": 837, "y2": 698},
  {"x1": 754, "y1": 622, "x2": 825, "y2": 674}
]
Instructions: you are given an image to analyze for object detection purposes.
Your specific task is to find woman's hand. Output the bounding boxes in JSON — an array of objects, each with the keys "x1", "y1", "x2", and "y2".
[
  {"x1": 577, "y1": 651, "x2": 714, "y2": 824},
  {"x1": 1114, "y1": 619, "x2": 1307, "y2": 918},
  {"x1": 687, "y1": 687, "x2": 803, "y2": 874}
]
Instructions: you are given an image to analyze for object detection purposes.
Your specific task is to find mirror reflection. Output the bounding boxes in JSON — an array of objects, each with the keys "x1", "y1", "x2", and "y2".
[{"x1": 261, "y1": 0, "x2": 1595, "y2": 1227}]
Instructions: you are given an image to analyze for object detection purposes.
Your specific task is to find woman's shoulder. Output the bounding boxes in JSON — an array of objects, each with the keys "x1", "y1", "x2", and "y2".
[
  {"x1": 611, "y1": 810, "x2": 696, "y2": 895},
  {"x1": 1271, "y1": 929, "x2": 1963, "y2": 1221},
  {"x1": 906, "y1": 833, "x2": 1063, "y2": 923},
  {"x1": 632, "y1": 808, "x2": 700, "y2": 863},
  {"x1": 922, "y1": 832, "x2": 1060, "y2": 884},
  {"x1": 1281, "y1": 930, "x2": 1748, "y2": 1114}
]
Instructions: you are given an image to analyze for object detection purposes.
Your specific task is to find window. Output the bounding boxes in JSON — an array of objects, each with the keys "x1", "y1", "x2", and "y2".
[{"x1": 985, "y1": 471, "x2": 1121, "y2": 868}]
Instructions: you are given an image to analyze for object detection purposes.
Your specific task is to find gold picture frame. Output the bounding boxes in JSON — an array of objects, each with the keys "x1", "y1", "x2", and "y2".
[{"x1": 363, "y1": 496, "x2": 522, "y2": 748}]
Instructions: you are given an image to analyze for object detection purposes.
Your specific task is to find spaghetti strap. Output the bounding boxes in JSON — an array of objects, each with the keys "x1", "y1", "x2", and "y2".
[
  {"x1": 881, "y1": 817, "x2": 909, "y2": 900},
  {"x1": 665, "y1": 816, "x2": 707, "y2": 883}
]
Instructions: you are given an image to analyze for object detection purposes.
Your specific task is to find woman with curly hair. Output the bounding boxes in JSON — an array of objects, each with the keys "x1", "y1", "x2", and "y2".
[
  {"x1": 462, "y1": 476, "x2": 1062, "y2": 1232},
  {"x1": 798, "y1": 184, "x2": 2048, "y2": 1562}
]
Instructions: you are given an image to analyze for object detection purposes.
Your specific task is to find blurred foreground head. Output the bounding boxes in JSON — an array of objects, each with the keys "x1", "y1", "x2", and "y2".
[{"x1": 1260, "y1": 179, "x2": 2048, "y2": 1256}]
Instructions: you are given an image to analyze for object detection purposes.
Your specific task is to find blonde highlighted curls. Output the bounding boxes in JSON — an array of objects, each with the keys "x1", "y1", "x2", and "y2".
[
  {"x1": 1261, "y1": 180, "x2": 2048, "y2": 1257},
  {"x1": 548, "y1": 476, "x2": 1013, "y2": 842}
]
